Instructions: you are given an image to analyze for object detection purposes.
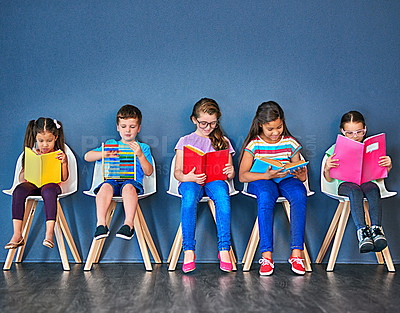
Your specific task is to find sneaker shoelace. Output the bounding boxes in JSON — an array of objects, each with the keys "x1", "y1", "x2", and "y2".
[
  {"x1": 290, "y1": 257, "x2": 304, "y2": 267},
  {"x1": 362, "y1": 227, "x2": 372, "y2": 239},
  {"x1": 259, "y1": 258, "x2": 274, "y2": 268},
  {"x1": 372, "y1": 227, "x2": 384, "y2": 236}
]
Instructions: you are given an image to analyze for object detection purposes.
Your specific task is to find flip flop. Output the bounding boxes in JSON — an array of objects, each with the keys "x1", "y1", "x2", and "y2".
[
  {"x1": 5, "y1": 238, "x2": 25, "y2": 250},
  {"x1": 43, "y1": 239, "x2": 54, "y2": 249}
]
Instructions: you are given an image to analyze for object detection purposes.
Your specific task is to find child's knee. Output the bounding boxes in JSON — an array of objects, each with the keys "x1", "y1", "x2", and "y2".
[
  {"x1": 121, "y1": 183, "x2": 138, "y2": 195},
  {"x1": 41, "y1": 183, "x2": 61, "y2": 198},
  {"x1": 97, "y1": 183, "x2": 114, "y2": 196}
]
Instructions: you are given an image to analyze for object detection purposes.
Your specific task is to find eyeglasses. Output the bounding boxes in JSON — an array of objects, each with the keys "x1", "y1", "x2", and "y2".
[
  {"x1": 196, "y1": 118, "x2": 219, "y2": 129},
  {"x1": 341, "y1": 128, "x2": 366, "y2": 138}
]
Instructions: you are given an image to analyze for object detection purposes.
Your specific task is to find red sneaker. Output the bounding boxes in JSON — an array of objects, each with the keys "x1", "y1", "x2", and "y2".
[
  {"x1": 288, "y1": 256, "x2": 305, "y2": 275},
  {"x1": 259, "y1": 257, "x2": 274, "y2": 276}
]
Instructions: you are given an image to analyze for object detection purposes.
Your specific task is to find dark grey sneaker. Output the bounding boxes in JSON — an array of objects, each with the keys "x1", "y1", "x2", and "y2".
[
  {"x1": 94, "y1": 225, "x2": 109, "y2": 240},
  {"x1": 358, "y1": 227, "x2": 374, "y2": 253},
  {"x1": 371, "y1": 226, "x2": 387, "y2": 252},
  {"x1": 116, "y1": 225, "x2": 135, "y2": 240}
]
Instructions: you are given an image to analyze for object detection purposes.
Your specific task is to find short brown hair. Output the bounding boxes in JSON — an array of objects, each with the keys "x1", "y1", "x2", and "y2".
[{"x1": 116, "y1": 104, "x2": 142, "y2": 125}]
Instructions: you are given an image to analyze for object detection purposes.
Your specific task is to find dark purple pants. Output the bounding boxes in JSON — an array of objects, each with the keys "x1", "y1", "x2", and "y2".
[{"x1": 12, "y1": 182, "x2": 61, "y2": 221}]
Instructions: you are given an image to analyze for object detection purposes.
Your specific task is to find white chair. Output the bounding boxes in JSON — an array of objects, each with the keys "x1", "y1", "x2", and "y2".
[
  {"x1": 3, "y1": 144, "x2": 82, "y2": 271},
  {"x1": 316, "y1": 154, "x2": 396, "y2": 271},
  {"x1": 166, "y1": 156, "x2": 239, "y2": 271},
  {"x1": 240, "y1": 155, "x2": 314, "y2": 272},
  {"x1": 83, "y1": 156, "x2": 161, "y2": 271}
]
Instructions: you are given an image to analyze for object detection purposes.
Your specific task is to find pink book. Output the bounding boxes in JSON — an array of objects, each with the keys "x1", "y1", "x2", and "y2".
[{"x1": 330, "y1": 133, "x2": 387, "y2": 185}]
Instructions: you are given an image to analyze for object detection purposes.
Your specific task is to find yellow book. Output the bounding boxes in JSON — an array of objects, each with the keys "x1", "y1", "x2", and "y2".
[{"x1": 24, "y1": 147, "x2": 61, "y2": 187}]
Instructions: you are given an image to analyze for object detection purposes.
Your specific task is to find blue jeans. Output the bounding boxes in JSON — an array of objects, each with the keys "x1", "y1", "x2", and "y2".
[
  {"x1": 248, "y1": 178, "x2": 307, "y2": 253},
  {"x1": 178, "y1": 180, "x2": 231, "y2": 251},
  {"x1": 338, "y1": 181, "x2": 382, "y2": 230}
]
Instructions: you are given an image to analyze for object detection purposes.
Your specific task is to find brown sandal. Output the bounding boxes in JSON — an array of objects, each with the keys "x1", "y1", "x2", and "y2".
[
  {"x1": 43, "y1": 239, "x2": 54, "y2": 249},
  {"x1": 5, "y1": 238, "x2": 25, "y2": 250}
]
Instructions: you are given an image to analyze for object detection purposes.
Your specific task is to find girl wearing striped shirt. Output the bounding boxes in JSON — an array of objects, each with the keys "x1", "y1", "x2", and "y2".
[{"x1": 239, "y1": 101, "x2": 308, "y2": 276}]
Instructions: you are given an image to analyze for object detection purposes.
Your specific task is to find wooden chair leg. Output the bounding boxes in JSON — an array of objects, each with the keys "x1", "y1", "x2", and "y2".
[
  {"x1": 242, "y1": 217, "x2": 258, "y2": 263},
  {"x1": 242, "y1": 217, "x2": 259, "y2": 272},
  {"x1": 168, "y1": 224, "x2": 183, "y2": 271},
  {"x1": 327, "y1": 201, "x2": 351, "y2": 271},
  {"x1": 381, "y1": 246, "x2": 395, "y2": 272},
  {"x1": 57, "y1": 202, "x2": 82, "y2": 263},
  {"x1": 208, "y1": 200, "x2": 237, "y2": 270},
  {"x1": 84, "y1": 201, "x2": 116, "y2": 271},
  {"x1": 302, "y1": 244, "x2": 312, "y2": 272},
  {"x1": 15, "y1": 200, "x2": 38, "y2": 262},
  {"x1": 3, "y1": 200, "x2": 37, "y2": 270},
  {"x1": 365, "y1": 202, "x2": 396, "y2": 272},
  {"x1": 133, "y1": 207, "x2": 152, "y2": 271},
  {"x1": 54, "y1": 218, "x2": 70, "y2": 271},
  {"x1": 315, "y1": 202, "x2": 344, "y2": 263},
  {"x1": 168, "y1": 223, "x2": 182, "y2": 264},
  {"x1": 94, "y1": 201, "x2": 117, "y2": 263},
  {"x1": 136, "y1": 204, "x2": 161, "y2": 263},
  {"x1": 282, "y1": 201, "x2": 312, "y2": 272}
]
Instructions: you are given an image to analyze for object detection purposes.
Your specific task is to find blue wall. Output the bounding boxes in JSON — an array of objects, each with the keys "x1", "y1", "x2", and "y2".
[{"x1": 1, "y1": 0, "x2": 399, "y2": 265}]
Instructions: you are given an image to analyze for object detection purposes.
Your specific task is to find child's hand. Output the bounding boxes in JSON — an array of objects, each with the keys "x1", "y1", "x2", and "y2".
[
  {"x1": 223, "y1": 163, "x2": 234, "y2": 179},
  {"x1": 291, "y1": 166, "x2": 307, "y2": 182},
  {"x1": 128, "y1": 141, "x2": 144, "y2": 157},
  {"x1": 379, "y1": 156, "x2": 392, "y2": 170},
  {"x1": 105, "y1": 150, "x2": 119, "y2": 158},
  {"x1": 185, "y1": 167, "x2": 207, "y2": 185},
  {"x1": 56, "y1": 150, "x2": 68, "y2": 164},
  {"x1": 325, "y1": 154, "x2": 339, "y2": 170},
  {"x1": 263, "y1": 166, "x2": 288, "y2": 180}
]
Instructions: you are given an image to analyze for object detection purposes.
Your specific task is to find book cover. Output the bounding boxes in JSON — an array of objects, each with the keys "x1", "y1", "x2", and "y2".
[
  {"x1": 250, "y1": 158, "x2": 309, "y2": 183},
  {"x1": 330, "y1": 133, "x2": 387, "y2": 185},
  {"x1": 24, "y1": 147, "x2": 61, "y2": 187},
  {"x1": 183, "y1": 145, "x2": 229, "y2": 184}
]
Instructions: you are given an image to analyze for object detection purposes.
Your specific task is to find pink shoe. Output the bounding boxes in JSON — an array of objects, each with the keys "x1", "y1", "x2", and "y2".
[
  {"x1": 218, "y1": 252, "x2": 233, "y2": 272},
  {"x1": 182, "y1": 253, "x2": 196, "y2": 273}
]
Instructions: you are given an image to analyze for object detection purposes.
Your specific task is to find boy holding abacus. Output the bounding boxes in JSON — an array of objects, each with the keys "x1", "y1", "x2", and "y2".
[{"x1": 84, "y1": 105, "x2": 153, "y2": 240}]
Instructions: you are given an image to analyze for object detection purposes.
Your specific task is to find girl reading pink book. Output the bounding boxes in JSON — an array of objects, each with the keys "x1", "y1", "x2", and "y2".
[
  {"x1": 174, "y1": 98, "x2": 235, "y2": 273},
  {"x1": 5, "y1": 118, "x2": 69, "y2": 250},
  {"x1": 323, "y1": 111, "x2": 392, "y2": 253}
]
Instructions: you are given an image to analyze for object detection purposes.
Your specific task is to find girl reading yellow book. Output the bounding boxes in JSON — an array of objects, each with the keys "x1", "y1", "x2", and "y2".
[{"x1": 5, "y1": 118, "x2": 68, "y2": 250}]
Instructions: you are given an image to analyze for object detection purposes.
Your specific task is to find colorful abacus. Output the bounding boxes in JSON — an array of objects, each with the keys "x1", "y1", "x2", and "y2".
[{"x1": 102, "y1": 143, "x2": 136, "y2": 181}]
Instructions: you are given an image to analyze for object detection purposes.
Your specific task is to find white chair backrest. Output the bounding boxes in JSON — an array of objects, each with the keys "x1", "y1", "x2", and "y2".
[
  {"x1": 167, "y1": 155, "x2": 238, "y2": 201},
  {"x1": 242, "y1": 153, "x2": 314, "y2": 199},
  {"x1": 321, "y1": 154, "x2": 397, "y2": 200},
  {"x1": 2, "y1": 144, "x2": 78, "y2": 197},
  {"x1": 83, "y1": 156, "x2": 156, "y2": 198}
]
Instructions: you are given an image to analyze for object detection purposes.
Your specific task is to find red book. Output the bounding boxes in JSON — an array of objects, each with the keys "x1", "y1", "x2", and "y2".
[
  {"x1": 183, "y1": 145, "x2": 229, "y2": 184},
  {"x1": 330, "y1": 133, "x2": 387, "y2": 185}
]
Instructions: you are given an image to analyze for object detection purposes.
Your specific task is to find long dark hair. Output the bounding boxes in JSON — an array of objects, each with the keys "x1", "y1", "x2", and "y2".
[
  {"x1": 190, "y1": 98, "x2": 229, "y2": 151},
  {"x1": 239, "y1": 101, "x2": 293, "y2": 163},
  {"x1": 22, "y1": 117, "x2": 66, "y2": 168}
]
